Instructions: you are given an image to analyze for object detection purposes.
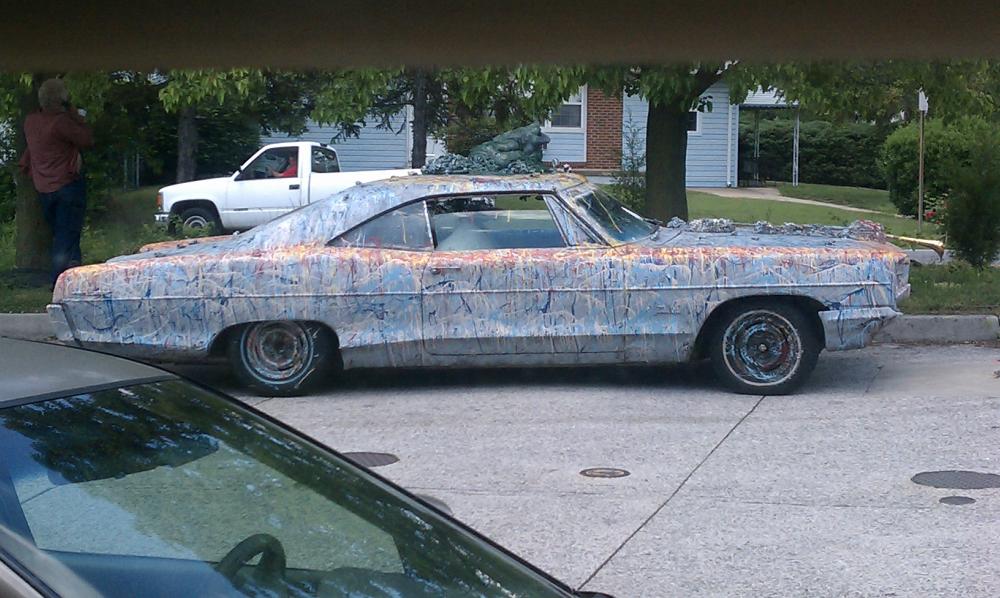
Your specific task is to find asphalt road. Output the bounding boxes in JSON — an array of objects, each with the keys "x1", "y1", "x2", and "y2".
[{"x1": 177, "y1": 344, "x2": 1000, "y2": 597}]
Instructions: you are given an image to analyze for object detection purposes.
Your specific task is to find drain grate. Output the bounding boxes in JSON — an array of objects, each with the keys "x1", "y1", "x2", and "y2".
[
  {"x1": 343, "y1": 452, "x2": 400, "y2": 468},
  {"x1": 939, "y1": 496, "x2": 976, "y2": 506},
  {"x1": 911, "y1": 470, "x2": 1000, "y2": 490},
  {"x1": 580, "y1": 467, "x2": 631, "y2": 479}
]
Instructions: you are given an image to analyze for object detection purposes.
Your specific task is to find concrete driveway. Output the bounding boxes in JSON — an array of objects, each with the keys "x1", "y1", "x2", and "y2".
[{"x1": 178, "y1": 344, "x2": 1000, "y2": 597}]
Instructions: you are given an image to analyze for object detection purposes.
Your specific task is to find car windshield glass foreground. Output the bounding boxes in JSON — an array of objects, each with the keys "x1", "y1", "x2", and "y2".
[{"x1": 0, "y1": 347, "x2": 576, "y2": 597}]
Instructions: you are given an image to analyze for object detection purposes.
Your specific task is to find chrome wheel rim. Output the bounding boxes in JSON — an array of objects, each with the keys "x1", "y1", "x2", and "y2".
[
  {"x1": 242, "y1": 322, "x2": 313, "y2": 382},
  {"x1": 722, "y1": 310, "x2": 802, "y2": 387}
]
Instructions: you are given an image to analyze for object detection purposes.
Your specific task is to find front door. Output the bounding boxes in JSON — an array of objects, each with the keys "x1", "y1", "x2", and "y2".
[
  {"x1": 420, "y1": 193, "x2": 625, "y2": 357},
  {"x1": 226, "y1": 146, "x2": 304, "y2": 228}
]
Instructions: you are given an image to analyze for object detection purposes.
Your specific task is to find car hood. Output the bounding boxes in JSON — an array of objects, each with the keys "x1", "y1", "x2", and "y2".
[
  {"x1": 160, "y1": 176, "x2": 230, "y2": 198},
  {"x1": 632, "y1": 219, "x2": 900, "y2": 254}
]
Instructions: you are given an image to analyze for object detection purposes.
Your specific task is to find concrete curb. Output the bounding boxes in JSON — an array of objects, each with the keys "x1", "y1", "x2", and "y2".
[
  {"x1": 2, "y1": 312, "x2": 998, "y2": 346},
  {"x1": 875, "y1": 314, "x2": 1000, "y2": 344},
  {"x1": 0, "y1": 313, "x2": 52, "y2": 342}
]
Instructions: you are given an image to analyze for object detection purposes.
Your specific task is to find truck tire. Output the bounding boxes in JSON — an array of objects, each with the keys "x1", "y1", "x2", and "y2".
[
  {"x1": 176, "y1": 206, "x2": 222, "y2": 234},
  {"x1": 708, "y1": 300, "x2": 821, "y2": 395},
  {"x1": 228, "y1": 321, "x2": 337, "y2": 396}
]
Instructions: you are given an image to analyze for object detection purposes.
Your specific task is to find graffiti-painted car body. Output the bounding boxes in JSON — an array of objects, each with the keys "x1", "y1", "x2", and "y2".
[{"x1": 48, "y1": 174, "x2": 909, "y2": 395}]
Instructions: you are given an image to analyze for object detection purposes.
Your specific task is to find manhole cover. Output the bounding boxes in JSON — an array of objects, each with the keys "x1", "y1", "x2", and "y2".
[
  {"x1": 940, "y1": 496, "x2": 977, "y2": 506},
  {"x1": 343, "y1": 452, "x2": 399, "y2": 468},
  {"x1": 580, "y1": 467, "x2": 631, "y2": 479},
  {"x1": 911, "y1": 470, "x2": 1000, "y2": 490}
]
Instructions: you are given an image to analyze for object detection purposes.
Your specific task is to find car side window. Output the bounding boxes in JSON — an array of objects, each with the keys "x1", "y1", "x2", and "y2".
[
  {"x1": 426, "y1": 194, "x2": 567, "y2": 251},
  {"x1": 330, "y1": 201, "x2": 432, "y2": 250},
  {"x1": 238, "y1": 147, "x2": 298, "y2": 180},
  {"x1": 312, "y1": 147, "x2": 341, "y2": 173}
]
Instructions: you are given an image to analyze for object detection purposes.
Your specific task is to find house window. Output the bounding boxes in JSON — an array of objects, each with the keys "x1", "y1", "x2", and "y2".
[
  {"x1": 687, "y1": 111, "x2": 702, "y2": 134},
  {"x1": 544, "y1": 87, "x2": 586, "y2": 130}
]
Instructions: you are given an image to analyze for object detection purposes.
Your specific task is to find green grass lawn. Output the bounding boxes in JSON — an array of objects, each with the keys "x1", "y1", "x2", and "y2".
[
  {"x1": 775, "y1": 182, "x2": 896, "y2": 214},
  {"x1": 687, "y1": 191, "x2": 933, "y2": 238},
  {"x1": 900, "y1": 264, "x2": 1000, "y2": 315}
]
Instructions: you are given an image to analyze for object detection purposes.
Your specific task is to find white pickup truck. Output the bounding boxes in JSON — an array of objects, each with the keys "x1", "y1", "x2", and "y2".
[{"x1": 155, "y1": 141, "x2": 419, "y2": 231}]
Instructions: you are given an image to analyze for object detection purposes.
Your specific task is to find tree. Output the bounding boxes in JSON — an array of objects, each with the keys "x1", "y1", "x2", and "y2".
[
  {"x1": 4, "y1": 74, "x2": 48, "y2": 270},
  {"x1": 363, "y1": 66, "x2": 585, "y2": 167},
  {"x1": 749, "y1": 61, "x2": 1000, "y2": 126},
  {"x1": 590, "y1": 64, "x2": 731, "y2": 221}
]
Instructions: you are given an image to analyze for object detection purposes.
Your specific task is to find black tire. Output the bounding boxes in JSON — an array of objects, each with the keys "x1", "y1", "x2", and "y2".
[
  {"x1": 228, "y1": 321, "x2": 337, "y2": 396},
  {"x1": 176, "y1": 206, "x2": 222, "y2": 234},
  {"x1": 708, "y1": 300, "x2": 821, "y2": 395}
]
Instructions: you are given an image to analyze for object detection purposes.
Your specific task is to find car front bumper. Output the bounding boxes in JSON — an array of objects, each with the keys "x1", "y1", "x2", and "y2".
[
  {"x1": 154, "y1": 211, "x2": 169, "y2": 225},
  {"x1": 819, "y1": 306, "x2": 901, "y2": 351},
  {"x1": 46, "y1": 303, "x2": 79, "y2": 344}
]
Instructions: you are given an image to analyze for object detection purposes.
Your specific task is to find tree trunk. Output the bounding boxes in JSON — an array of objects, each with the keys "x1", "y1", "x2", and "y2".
[
  {"x1": 176, "y1": 106, "x2": 199, "y2": 182},
  {"x1": 14, "y1": 74, "x2": 50, "y2": 272},
  {"x1": 409, "y1": 69, "x2": 429, "y2": 168},
  {"x1": 644, "y1": 101, "x2": 690, "y2": 221}
]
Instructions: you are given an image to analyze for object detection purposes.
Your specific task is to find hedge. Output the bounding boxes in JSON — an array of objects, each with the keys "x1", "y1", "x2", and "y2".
[
  {"x1": 739, "y1": 119, "x2": 889, "y2": 189},
  {"x1": 881, "y1": 117, "x2": 996, "y2": 217}
]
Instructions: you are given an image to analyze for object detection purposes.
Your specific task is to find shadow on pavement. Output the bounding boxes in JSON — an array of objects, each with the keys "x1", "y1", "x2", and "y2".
[{"x1": 166, "y1": 360, "x2": 721, "y2": 395}]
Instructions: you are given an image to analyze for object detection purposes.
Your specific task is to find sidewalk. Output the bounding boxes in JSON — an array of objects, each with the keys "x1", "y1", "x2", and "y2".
[{"x1": 690, "y1": 186, "x2": 883, "y2": 214}]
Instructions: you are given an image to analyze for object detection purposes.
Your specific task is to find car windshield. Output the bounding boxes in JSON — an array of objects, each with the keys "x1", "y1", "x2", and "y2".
[
  {"x1": 0, "y1": 380, "x2": 570, "y2": 598},
  {"x1": 568, "y1": 187, "x2": 657, "y2": 244}
]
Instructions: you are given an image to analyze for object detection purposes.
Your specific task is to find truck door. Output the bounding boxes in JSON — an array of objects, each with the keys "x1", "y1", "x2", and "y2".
[
  {"x1": 308, "y1": 146, "x2": 341, "y2": 204},
  {"x1": 226, "y1": 146, "x2": 304, "y2": 228}
]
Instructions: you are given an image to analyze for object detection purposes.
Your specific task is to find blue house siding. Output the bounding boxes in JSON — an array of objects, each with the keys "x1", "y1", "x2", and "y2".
[
  {"x1": 542, "y1": 130, "x2": 586, "y2": 164},
  {"x1": 262, "y1": 114, "x2": 409, "y2": 172},
  {"x1": 622, "y1": 81, "x2": 739, "y2": 187}
]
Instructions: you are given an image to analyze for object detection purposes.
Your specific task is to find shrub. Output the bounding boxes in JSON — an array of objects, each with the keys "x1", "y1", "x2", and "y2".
[
  {"x1": 610, "y1": 111, "x2": 646, "y2": 213},
  {"x1": 739, "y1": 119, "x2": 889, "y2": 190},
  {"x1": 941, "y1": 132, "x2": 1000, "y2": 269},
  {"x1": 881, "y1": 117, "x2": 993, "y2": 217}
]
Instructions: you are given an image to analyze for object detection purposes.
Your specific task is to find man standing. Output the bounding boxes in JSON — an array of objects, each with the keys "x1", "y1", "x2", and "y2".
[{"x1": 19, "y1": 78, "x2": 94, "y2": 284}]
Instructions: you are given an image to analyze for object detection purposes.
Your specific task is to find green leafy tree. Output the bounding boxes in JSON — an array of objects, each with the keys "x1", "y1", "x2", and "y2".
[
  {"x1": 363, "y1": 66, "x2": 585, "y2": 167},
  {"x1": 590, "y1": 64, "x2": 733, "y2": 221}
]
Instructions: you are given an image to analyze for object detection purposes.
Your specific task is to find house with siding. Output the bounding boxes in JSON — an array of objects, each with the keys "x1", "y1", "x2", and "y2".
[{"x1": 264, "y1": 82, "x2": 741, "y2": 188}]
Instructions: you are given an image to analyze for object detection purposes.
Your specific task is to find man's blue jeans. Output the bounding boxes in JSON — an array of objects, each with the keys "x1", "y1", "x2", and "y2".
[{"x1": 37, "y1": 178, "x2": 86, "y2": 284}]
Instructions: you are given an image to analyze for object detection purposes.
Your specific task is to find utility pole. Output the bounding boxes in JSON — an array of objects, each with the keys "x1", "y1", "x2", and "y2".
[{"x1": 917, "y1": 90, "x2": 928, "y2": 232}]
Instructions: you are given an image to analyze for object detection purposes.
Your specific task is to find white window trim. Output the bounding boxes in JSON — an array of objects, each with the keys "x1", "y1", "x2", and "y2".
[
  {"x1": 687, "y1": 110, "x2": 703, "y2": 136},
  {"x1": 543, "y1": 85, "x2": 588, "y2": 132}
]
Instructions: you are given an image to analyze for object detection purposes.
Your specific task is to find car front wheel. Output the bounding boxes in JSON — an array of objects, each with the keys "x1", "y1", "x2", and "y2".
[
  {"x1": 228, "y1": 321, "x2": 337, "y2": 396},
  {"x1": 708, "y1": 301, "x2": 820, "y2": 395}
]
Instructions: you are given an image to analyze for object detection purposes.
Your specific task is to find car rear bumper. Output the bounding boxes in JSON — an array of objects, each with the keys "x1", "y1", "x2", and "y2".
[
  {"x1": 46, "y1": 303, "x2": 79, "y2": 344},
  {"x1": 819, "y1": 306, "x2": 901, "y2": 351}
]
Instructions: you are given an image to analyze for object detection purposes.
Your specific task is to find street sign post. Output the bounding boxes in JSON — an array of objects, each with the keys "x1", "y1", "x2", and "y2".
[{"x1": 917, "y1": 90, "x2": 928, "y2": 232}]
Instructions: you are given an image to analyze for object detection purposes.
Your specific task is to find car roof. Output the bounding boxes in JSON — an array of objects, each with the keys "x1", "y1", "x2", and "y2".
[{"x1": 0, "y1": 338, "x2": 175, "y2": 405}]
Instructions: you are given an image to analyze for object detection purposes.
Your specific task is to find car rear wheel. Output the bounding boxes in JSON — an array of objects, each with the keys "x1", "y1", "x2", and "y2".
[
  {"x1": 708, "y1": 301, "x2": 820, "y2": 395},
  {"x1": 228, "y1": 321, "x2": 336, "y2": 396},
  {"x1": 176, "y1": 206, "x2": 222, "y2": 234}
]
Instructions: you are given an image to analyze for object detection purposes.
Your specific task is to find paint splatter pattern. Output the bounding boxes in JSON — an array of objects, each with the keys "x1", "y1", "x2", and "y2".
[{"x1": 50, "y1": 174, "x2": 908, "y2": 367}]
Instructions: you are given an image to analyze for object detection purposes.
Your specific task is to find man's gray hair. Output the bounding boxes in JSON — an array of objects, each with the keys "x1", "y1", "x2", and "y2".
[{"x1": 38, "y1": 78, "x2": 69, "y2": 110}]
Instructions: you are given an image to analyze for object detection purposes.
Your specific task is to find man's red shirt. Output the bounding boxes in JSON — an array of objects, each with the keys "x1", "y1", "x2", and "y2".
[{"x1": 19, "y1": 109, "x2": 94, "y2": 193}]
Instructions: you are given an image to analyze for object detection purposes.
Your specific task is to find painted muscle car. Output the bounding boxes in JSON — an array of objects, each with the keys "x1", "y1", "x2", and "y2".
[{"x1": 47, "y1": 174, "x2": 910, "y2": 396}]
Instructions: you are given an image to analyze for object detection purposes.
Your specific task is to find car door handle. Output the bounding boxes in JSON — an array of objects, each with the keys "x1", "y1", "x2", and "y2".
[
  {"x1": 430, "y1": 266, "x2": 461, "y2": 275},
  {"x1": 289, "y1": 184, "x2": 300, "y2": 190}
]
